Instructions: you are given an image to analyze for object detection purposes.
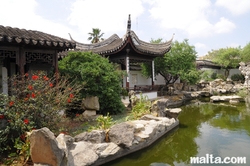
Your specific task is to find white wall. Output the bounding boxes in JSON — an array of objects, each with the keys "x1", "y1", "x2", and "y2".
[
  {"x1": 129, "y1": 70, "x2": 151, "y2": 88},
  {"x1": 201, "y1": 67, "x2": 241, "y2": 79},
  {"x1": 122, "y1": 70, "x2": 171, "y2": 89}
]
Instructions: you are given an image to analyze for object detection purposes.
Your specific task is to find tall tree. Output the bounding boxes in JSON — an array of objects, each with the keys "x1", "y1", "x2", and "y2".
[
  {"x1": 87, "y1": 28, "x2": 104, "y2": 43},
  {"x1": 209, "y1": 47, "x2": 241, "y2": 79},
  {"x1": 142, "y1": 39, "x2": 200, "y2": 85},
  {"x1": 241, "y1": 42, "x2": 250, "y2": 63}
]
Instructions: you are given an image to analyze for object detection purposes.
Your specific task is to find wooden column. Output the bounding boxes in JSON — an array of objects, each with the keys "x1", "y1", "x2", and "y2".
[
  {"x1": 17, "y1": 47, "x2": 25, "y2": 75},
  {"x1": 53, "y1": 50, "x2": 59, "y2": 73},
  {"x1": 53, "y1": 50, "x2": 59, "y2": 85}
]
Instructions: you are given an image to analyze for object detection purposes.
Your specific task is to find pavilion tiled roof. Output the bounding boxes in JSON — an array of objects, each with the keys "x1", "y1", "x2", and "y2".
[
  {"x1": 196, "y1": 60, "x2": 221, "y2": 69},
  {"x1": 75, "y1": 30, "x2": 173, "y2": 56},
  {"x1": 0, "y1": 25, "x2": 76, "y2": 50},
  {"x1": 58, "y1": 14, "x2": 173, "y2": 59}
]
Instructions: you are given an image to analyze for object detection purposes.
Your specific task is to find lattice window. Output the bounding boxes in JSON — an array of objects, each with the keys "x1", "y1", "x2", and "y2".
[
  {"x1": 0, "y1": 50, "x2": 17, "y2": 58},
  {"x1": 25, "y1": 52, "x2": 53, "y2": 64}
]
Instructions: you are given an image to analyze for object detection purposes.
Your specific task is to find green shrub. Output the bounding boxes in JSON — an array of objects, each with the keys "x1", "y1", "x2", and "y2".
[
  {"x1": 59, "y1": 51, "x2": 125, "y2": 115},
  {"x1": 200, "y1": 70, "x2": 214, "y2": 81},
  {"x1": 217, "y1": 74, "x2": 226, "y2": 80},
  {"x1": 211, "y1": 72, "x2": 217, "y2": 79},
  {"x1": 231, "y1": 74, "x2": 245, "y2": 82}
]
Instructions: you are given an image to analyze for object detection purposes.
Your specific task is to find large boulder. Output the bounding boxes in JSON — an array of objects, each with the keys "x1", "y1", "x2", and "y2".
[
  {"x1": 82, "y1": 96, "x2": 100, "y2": 110},
  {"x1": 239, "y1": 62, "x2": 250, "y2": 86},
  {"x1": 108, "y1": 122, "x2": 135, "y2": 148},
  {"x1": 151, "y1": 99, "x2": 167, "y2": 117},
  {"x1": 94, "y1": 142, "x2": 121, "y2": 158},
  {"x1": 210, "y1": 95, "x2": 244, "y2": 102},
  {"x1": 74, "y1": 130, "x2": 105, "y2": 143},
  {"x1": 30, "y1": 127, "x2": 65, "y2": 166},
  {"x1": 68, "y1": 141, "x2": 98, "y2": 166},
  {"x1": 165, "y1": 108, "x2": 182, "y2": 119}
]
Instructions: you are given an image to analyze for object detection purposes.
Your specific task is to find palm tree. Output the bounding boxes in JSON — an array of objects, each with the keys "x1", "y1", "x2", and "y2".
[{"x1": 87, "y1": 28, "x2": 104, "y2": 43}]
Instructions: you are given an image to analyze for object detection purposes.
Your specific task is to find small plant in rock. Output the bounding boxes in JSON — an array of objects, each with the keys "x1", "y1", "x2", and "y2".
[
  {"x1": 88, "y1": 113, "x2": 114, "y2": 131},
  {"x1": 96, "y1": 113, "x2": 114, "y2": 130},
  {"x1": 237, "y1": 88, "x2": 248, "y2": 98},
  {"x1": 87, "y1": 113, "x2": 114, "y2": 142},
  {"x1": 127, "y1": 93, "x2": 151, "y2": 120}
]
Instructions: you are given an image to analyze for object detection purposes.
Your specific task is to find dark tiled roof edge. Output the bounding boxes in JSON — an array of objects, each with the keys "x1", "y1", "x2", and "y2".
[{"x1": 0, "y1": 25, "x2": 76, "y2": 49}]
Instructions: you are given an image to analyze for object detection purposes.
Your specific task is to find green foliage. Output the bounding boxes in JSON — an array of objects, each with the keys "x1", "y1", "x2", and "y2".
[
  {"x1": 58, "y1": 51, "x2": 125, "y2": 114},
  {"x1": 150, "y1": 38, "x2": 163, "y2": 44},
  {"x1": 231, "y1": 74, "x2": 245, "y2": 82},
  {"x1": 121, "y1": 88, "x2": 128, "y2": 99},
  {"x1": 88, "y1": 28, "x2": 104, "y2": 43},
  {"x1": 237, "y1": 88, "x2": 248, "y2": 98},
  {"x1": 96, "y1": 113, "x2": 114, "y2": 130},
  {"x1": 211, "y1": 72, "x2": 218, "y2": 80},
  {"x1": 127, "y1": 94, "x2": 151, "y2": 120},
  {"x1": 241, "y1": 42, "x2": 250, "y2": 63},
  {"x1": 142, "y1": 39, "x2": 200, "y2": 85},
  {"x1": 200, "y1": 70, "x2": 217, "y2": 81},
  {"x1": 209, "y1": 47, "x2": 241, "y2": 78},
  {"x1": 217, "y1": 74, "x2": 226, "y2": 81},
  {"x1": 0, "y1": 72, "x2": 80, "y2": 161}
]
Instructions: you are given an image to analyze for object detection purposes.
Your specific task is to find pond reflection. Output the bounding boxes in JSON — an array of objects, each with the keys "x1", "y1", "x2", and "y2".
[{"x1": 104, "y1": 102, "x2": 250, "y2": 166}]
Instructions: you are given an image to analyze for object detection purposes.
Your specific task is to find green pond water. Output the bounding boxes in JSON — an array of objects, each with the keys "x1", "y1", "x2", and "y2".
[{"x1": 104, "y1": 101, "x2": 250, "y2": 166}]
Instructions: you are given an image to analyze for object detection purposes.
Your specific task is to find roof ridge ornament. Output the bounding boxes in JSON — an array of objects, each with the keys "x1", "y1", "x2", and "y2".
[
  {"x1": 127, "y1": 14, "x2": 131, "y2": 32},
  {"x1": 68, "y1": 33, "x2": 76, "y2": 42}
]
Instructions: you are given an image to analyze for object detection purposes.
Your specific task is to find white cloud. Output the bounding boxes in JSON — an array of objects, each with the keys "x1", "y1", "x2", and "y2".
[
  {"x1": 68, "y1": 0, "x2": 145, "y2": 42},
  {"x1": 145, "y1": 0, "x2": 237, "y2": 39},
  {"x1": 228, "y1": 42, "x2": 241, "y2": 48},
  {"x1": 214, "y1": 17, "x2": 236, "y2": 34},
  {"x1": 216, "y1": 0, "x2": 250, "y2": 15},
  {"x1": 0, "y1": 0, "x2": 74, "y2": 40},
  {"x1": 195, "y1": 42, "x2": 209, "y2": 56},
  {"x1": 147, "y1": 0, "x2": 214, "y2": 37}
]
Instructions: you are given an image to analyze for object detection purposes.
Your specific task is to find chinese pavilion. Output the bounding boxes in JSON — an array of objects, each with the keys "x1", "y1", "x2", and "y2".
[{"x1": 63, "y1": 15, "x2": 173, "y2": 89}]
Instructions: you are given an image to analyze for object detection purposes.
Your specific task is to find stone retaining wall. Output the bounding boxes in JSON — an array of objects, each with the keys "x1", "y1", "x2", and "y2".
[{"x1": 30, "y1": 115, "x2": 180, "y2": 166}]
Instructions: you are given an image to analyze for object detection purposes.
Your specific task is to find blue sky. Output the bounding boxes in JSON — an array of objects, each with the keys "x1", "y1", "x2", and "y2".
[{"x1": 1, "y1": 0, "x2": 250, "y2": 57}]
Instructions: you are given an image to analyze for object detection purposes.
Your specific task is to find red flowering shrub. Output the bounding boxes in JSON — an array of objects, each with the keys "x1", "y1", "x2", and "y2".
[{"x1": 0, "y1": 72, "x2": 81, "y2": 162}]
